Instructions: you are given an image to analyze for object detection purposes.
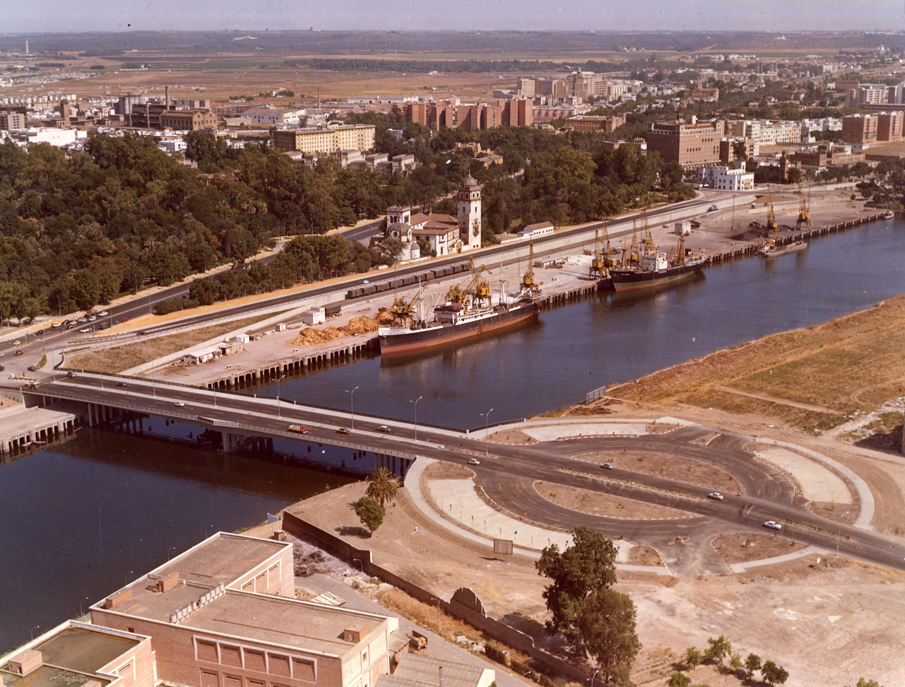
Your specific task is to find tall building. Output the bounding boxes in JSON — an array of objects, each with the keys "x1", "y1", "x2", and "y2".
[
  {"x1": 644, "y1": 118, "x2": 724, "y2": 167},
  {"x1": 0, "y1": 111, "x2": 27, "y2": 130},
  {"x1": 877, "y1": 112, "x2": 904, "y2": 141},
  {"x1": 841, "y1": 114, "x2": 878, "y2": 145},
  {"x1": 516, "y1": 78, "x2": 535, "y2": 97},
  {"x1": 404, "y1": 101, "x2": 530, "y2": 131},
  {"x1": 273, "y1": 124, "x2": 376, "y2": 154},
  {"x1": 458, "y1": 175, "x2": 482, "y2": 251}
]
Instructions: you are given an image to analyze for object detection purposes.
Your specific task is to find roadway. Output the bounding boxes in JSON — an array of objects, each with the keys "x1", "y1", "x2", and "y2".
[{"x1": 25, "y1": 373, "x2": 905, "y2": 574}]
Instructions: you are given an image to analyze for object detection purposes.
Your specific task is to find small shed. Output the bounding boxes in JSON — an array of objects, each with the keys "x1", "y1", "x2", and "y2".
[
  {"x1": 301, "y1": 308, "x2": 326, "y2": 326},
  {"x1": 675, "y1": 221, "x2": 692, "y2": 236},
  {"x1": 233, "y1": 334, "x2": 251, "y2": 344}
]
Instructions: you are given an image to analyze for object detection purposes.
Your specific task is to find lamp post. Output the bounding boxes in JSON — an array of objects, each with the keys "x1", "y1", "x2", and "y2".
[
  {"x1": 353, "y1": 558, "x2": 363, "y2": 574},
  {"x1": 481, "y1": 407, "x2": 494, "y2": 456},
  {"x1": 410, "y1": 395, "x2": 423, "y2": 441},
  {"x1": 346, "y1": 386, "x2": 359, "y2": 431},
  {"x1": 276, "y1": 374, "x2": 287, "y2": 418},
  {"x1": 590, "y1": 670, "x2": 599, "y2": 687}
]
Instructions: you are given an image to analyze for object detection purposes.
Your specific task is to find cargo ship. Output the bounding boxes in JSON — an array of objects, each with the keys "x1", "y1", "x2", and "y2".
[
  {"x1": 609, "y1": 235, "x2": 706, "y2": 292},
  {"x1": 379, "y1": 255, "x2": 542, "y2": 356},
  {"x1": 758, "y1": 238, "x2": 807, "y2": 258}
]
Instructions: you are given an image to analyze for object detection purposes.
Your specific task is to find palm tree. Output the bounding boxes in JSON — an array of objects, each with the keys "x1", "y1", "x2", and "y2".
[{"x1": 366, "y1": 467, "x2": 399, "y2": 507}]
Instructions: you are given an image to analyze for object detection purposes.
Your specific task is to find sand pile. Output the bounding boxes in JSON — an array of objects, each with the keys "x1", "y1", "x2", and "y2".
[{"x1": 292, "y1": 314, "x2": 387, "y2": 347}]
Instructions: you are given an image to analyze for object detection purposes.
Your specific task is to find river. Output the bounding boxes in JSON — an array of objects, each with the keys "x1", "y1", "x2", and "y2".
[{"x1": 1, "y1": 219, "x2": 904, "y2": 651}]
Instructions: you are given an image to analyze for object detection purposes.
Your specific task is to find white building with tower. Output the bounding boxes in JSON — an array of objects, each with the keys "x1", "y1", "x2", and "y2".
[{"x1": 457, "y1": 175, "x2": 483, "y2": 251}]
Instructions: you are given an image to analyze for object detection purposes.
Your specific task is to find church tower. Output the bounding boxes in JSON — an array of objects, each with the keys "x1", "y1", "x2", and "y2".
[{"x1": 457, "y1": 175, "x2": 482, "y2": 251}]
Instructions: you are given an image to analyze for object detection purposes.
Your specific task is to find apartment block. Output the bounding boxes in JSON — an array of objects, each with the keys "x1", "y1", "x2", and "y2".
[
  {"x1": 645, "y1": 117, "x2": 724, "y2": 167},
  {"x1": 877, "y1": 112, "x2": 904, "y2": 141},
  {"x1": 273, "y1": 125, "x2": 376, "y2": 154},
  {"x1": 404, "y1": 101, "x2": 530, "y2": 131},
  {"x1": 841, "y1": 114, "x2": 878, "y2": 145},
  {"x1": 0, "y1": 111, "x2": 26, "y2": 130},
  {"x1": 516, "y1": 78, "x2": 535, "y2": 97}
]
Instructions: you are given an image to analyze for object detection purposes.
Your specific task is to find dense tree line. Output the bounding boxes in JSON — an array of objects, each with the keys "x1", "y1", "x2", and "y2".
[{"x1": 280, "y1": 58, "x2": 628, "y2": 74}]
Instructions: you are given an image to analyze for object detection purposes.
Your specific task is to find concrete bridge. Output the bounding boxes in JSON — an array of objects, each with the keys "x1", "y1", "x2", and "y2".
[{"x1": 17, "y1": 372, "x2": 421, "y2": 477}]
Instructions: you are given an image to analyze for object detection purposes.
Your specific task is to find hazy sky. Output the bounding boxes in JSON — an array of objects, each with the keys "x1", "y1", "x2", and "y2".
[{"x1": 3, "y1": 0, "x2": 903, "y2": 33}]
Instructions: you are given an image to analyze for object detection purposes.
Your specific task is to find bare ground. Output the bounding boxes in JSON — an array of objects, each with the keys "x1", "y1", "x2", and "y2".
[
  {"x1": 571, "y1": 450, "x2": 741, "y2": 495},
  {"x1": 534, "y1": 481, "x2": 689, "y2": 521},
  {"x1": 66, "y1": 315, "x2": 272, "y2": 373},
  {"x1": 712, "y1": 533, "x2": 808, "y2": 564},
  {"x1": 488, "y1": 428, "x2": 537, "y2": 445}
]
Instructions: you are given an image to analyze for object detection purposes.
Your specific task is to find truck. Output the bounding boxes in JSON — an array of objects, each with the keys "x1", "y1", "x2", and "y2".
[
  {"x1": 408, "y1": 631, "x2": 428, "y2": 650},
  {"x1": 288, "y1": 424, "x2": 309, "y2": 434}
]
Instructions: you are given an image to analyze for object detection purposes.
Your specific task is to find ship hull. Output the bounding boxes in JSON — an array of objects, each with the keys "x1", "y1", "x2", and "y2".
[
  {"x1": 379, "y1": 303, "x2": 540, "y2": 355},
  {"x1": 609, "y1": 261, "x2": 706, "y2": 292},
  {"x1": 759, "y1": 241, "x2": 808, "y2": 258}
]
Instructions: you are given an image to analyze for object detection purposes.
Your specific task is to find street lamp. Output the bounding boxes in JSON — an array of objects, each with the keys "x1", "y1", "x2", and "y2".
[
  {"x1": 481, "y1": 407, "x2": 494, "y2": 456},
  {"x1": 353, "y1": 558, "x2": 363, "y2": 573},
  {"x1": 410, "y1": 395, "x2": 423, "y2": 441},
  {"x1": 346, "y1": 386, "x2": 359, "y2": 431},
  {"x1": 590, "y1": 669, "x2": 599, "y2": 687},
  {"x1": 276, "y1": 374, "x2": 287, "y2": 418}
]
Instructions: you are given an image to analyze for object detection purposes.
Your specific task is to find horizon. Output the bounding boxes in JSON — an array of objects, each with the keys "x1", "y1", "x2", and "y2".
[{"x1": 2, "y1": 1, "x2": 903, "y2": 35}]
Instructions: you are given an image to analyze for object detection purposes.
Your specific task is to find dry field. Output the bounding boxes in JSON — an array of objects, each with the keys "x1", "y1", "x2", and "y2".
[
  {"x1": 66, "y1": 315, "x2": 270, "y2": 373},
  {"x1": 602, "y1": 294, "x2": 905, "y2": 436},
  {"x1": 571, "y1": 450, "x2": 741, "y2": 494},
  {"x1": 712, "y1": 533, "x2": 807, "y2": 564},
  {"x1": 534, "y1": 481, "x2": 688, "y2": 521}
]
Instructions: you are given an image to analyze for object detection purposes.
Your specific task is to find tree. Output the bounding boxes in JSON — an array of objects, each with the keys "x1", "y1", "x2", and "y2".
[
  {"x1": 703, "y1": 635, "x2": 732, "y2": 663},
  {"x1": 667, "y1": 672, "x2": 691, "y2": 687},
  {"x1": 745, "y1": 653, "x2": 762, "y2": 679},
  {"x1": 845, "y1": 680, "x2": 884, "y2": 687},
  {"x1": 536, "y1": 526, "x2": 618, "y2": 646},
  {"x1": 366, "y1": 467, "x2": 399, "y2": 507},
  {"x1": 762, "y1": 661, "x2": 788, "y2": 686},
  {"x1": 685, "y1": 647, "x2": 703, "y2": 671},
  {"x1": 578, "y1": 589, "x2": 640, "y2": 685},
  {"x1": 354, "y1": 497, "x2": 385, "y2": 536}
]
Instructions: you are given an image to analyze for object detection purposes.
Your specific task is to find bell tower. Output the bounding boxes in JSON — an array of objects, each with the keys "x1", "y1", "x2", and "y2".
[{"x1": 457, "y1": 175, "x2": 482, "y2": 251}]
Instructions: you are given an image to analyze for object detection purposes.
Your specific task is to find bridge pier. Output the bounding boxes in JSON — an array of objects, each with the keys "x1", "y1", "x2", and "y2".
[{"x1": 220, "y1": 431, "x2": 246, "y2": 452}]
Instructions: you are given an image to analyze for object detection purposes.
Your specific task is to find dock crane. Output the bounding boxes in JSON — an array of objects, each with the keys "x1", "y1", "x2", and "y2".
[
  {"x1": 589, "y1": 219, "x2": 618, "y2": 279},
  {"x1": 796, "y1": 181, "x2": 811, "y2": 232},
  {"x1": 520, "y1": 242, "x2": 541, "y2": 298},
  {"x1": 765, "y1": 188, "x2": 780, "y2": 240},
  {"x1": 623, "y1": 218, "x2": 641, "y2": 268},
  {"x1": 389, "y1": 276, "x2": 433, "y2": 327},
  {"x1": 446, "y1": 258, "x2": 492, "y2": 308}
]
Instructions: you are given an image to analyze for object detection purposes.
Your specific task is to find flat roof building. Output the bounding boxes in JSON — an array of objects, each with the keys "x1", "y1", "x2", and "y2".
[
  {"x1": 841, "y1": 114, "x2": 878, "y2": 145},
  {"x1": 273, "y1": 125, "x2": 376, "y2": 154},
  {"x1": 645, "y1": 117, "x2": 724, "y2": 168}
]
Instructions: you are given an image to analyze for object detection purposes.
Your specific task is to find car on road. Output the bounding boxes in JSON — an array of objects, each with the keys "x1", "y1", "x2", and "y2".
[
  {"x1": 336, "y1": 428, "x2": 351, "y2": 435},
  {"x1": 376, "y1": 425, "x2": 393, "y2": 433},
  {"x1": 77, "y1": 318, "x2": 87, "y2": 323},
  {"x1": 99, "y1": 311, "x2": 108, "y2": 316},
  {"x1": 52, "y1": 322, "x2": 62, "y2": 328},
  {"x1": 116, "y1": 381, "x2": 127, "y2": 387},
  {"x1": 15, "y1": 350, "x2": 23, "y2": 356},
  {"x1": 763, "y1": 520, "x2": 783, "y2": 531},
  {"x1": 174, "y1": 402, "x2": 185, "y2": 407},
  {"x1": 708, "y1": 492, "x2": 724, "y2": 501},
  {"x1": 80, "y1": 328, "x2": 90, "y2": 333},
  {"x1": 121, "y1": 317, "x2": 129, "y2": 322},
  {"x1": 708, "y1": 204, "x2": 719, "y2": 211},
  {"x1": 88, "y1": 316, "x2": 96, "y2": 322},
  {"x1": 13, "y1": 340, "x2": 20, "y2": 345},
  {"x1": 467, "y1": 458, "x2": 480, "y2": 466},
  {"x1": 600, "y1": 462, "x2": 613, "y2": 469},
  {"x1": 27, "y1": 365, "x2": 37, "y2": 371}
]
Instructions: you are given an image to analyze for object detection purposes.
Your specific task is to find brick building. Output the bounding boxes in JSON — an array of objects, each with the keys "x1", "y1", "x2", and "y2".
[
  {"x1": 841, "y1": 114, "x2": 878, "y2": 145},
  {"x1": 404, "y1": 100, "x2": 530, "y2": 131},
  {"x1": 877, "y1": 112, "x2": 904, "y2": 142},
  {"x1": 644, "y1": 117, "x2": 724, "y2": 167}
]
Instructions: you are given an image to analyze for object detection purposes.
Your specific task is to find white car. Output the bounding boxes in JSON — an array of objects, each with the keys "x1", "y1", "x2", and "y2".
[
  {"x1": 13, "y1": 340, "x2": 20, "y2": 345},
  {"x1": 79, "y1": 327, "x2": 90, "y2": 333},
  {"x1": 763, "y1": 520, "x2": 783, "y2": 531},
  {"x1": 708, "y1": 492, "x2": 724, "y2": 501},
  {"x1": 467, "y1": 458, "x2": 480, "y2": 466},
  {"x1": 174, "y1": 402, "x2": 185, "y2": 407},
  {"x1": 99, "y1": 311, "x2": 108, "y2": 316}
]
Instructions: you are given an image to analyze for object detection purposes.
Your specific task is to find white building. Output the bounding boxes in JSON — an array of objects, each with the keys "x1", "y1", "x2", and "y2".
[
  {"x1": 697, "y1": 165, "x2": 755, "y2": 191},
  {"x1": 246, "y1": 107, "x2": 305, "y2": 127},
  {"x1": 457, "y1": 175, "x2": 483, "y2": 251},
  {"x1": 1, "y1": 127, "x2": 87, "y2": 147}
]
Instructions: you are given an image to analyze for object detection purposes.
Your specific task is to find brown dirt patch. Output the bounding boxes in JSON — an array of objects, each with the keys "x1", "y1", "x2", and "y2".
[
  {"x1": 713, "y1": 533, "x2": 808, "y2": 564},
  {"x1": 292, "y1": 314, "x2": 387, "y2": 346},
  {"x1": 66, "y1": 315, "x2": 272, "y2": 373},
  {"x1": 598, "y1": 294, "x2": 905, "y2": 434},
  {"x1": 422, "y1": 461, "x2": 475, "y2": 481},
  {"x1": 807, "y1": 501, "x2": 859, "y2": 526},
  {"x1": 627, "y1": 546, "x2": 664, "y2": 566},
  {"x1": 488, "y1": 428, "x2": 536, "y2": 445},
  {"x1": 535, "y1": 481, "x2": 689, "y2": 521},
  {"x1": 573, "y1": 450, "x2": 741, "y2": 494}
]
